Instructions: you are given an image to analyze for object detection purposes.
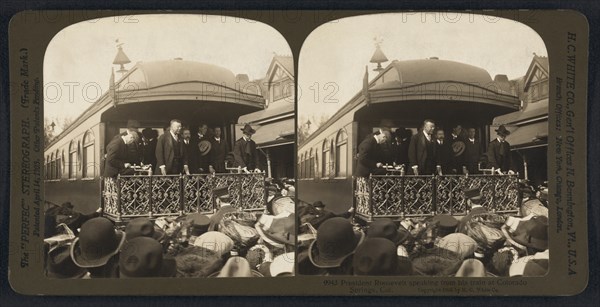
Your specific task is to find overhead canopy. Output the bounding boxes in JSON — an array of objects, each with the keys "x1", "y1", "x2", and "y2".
[
  {"x1": 244, "y1": 118, "x2": 295, "y2": 149},
  {"x1": 504, "y1": 121, "x2": 548, "y2": 150}
]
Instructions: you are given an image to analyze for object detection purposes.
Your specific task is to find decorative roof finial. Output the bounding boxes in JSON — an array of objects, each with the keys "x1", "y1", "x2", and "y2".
[
  {"x1": 113, "y1": 39, "x2": 131, "y2": 75},
  {"x1": 370, "y1": 36, "x2": 388, "y2": 73}
]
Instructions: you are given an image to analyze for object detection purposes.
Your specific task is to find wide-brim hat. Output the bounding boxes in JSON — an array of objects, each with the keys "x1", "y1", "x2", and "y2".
[
  {"x1": 503, "y1": 215, "x2": 548, "y2": 252},
  {"x1": 119, "y1": 237, "x2": 177, "y2": 278},
  {"x1": 495, "y1": 125, "x2": 511, "y2": 136},
  {"x1": 198, "y1": 140, "x2": 212, "y2": 156},
  {"x1": 255, "y1": 213, "x2": 294, "y2": 248},
  {"x1": 308, "y1": 217, "x2": 365, "y2": 268},
  {"x1": 436, "y1": 233, "x2": 478, "y2": 260},
  {"x1": 186, "y1": 213, "x2": 211, "y2": 237},
  {"x1": 46, "y1": 245, "x2": 87, "y2": 279},
  {"x1": 70, "y1": 217, "x2": 126, "y2": 268},
  {"x1": 520, "y1": 199, "x2": 549, "y2": 218},
  {"x1": 193, "y1": 231, "x2": 235, "y2": 257},
  {"x1": 173, "y1": 246, "x2": 223, "y2": 278},
  {"x1": 209, "y1": 256, "x2": 264, "y2": 278},
  {"x1": 240, "y1": 124, "x2": 256, "y2": 135},
  {"x1": 125, "y1": 217, "x2": 166, "y2": 242},
  {"x1": 367, "y1": 218, "x2": 410, "y2": 246},
  {"x1": 455, "y1": 259, "x2": 487, "y2": 277},
  {"x1": 410, "y1": 247, "x2": 463, "y2": 276},
  {"x1": 267, "y1": 196, "x2": 295, "y2": 216},
  {"x1": 270, "y1": 252, "x2": 295, "y2": 277},
  {"x1": 432, "y1": 214, "x2": 459, "y2": 237}
]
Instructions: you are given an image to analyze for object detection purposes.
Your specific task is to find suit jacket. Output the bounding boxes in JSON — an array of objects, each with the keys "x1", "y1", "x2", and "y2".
[
  {"x1": 355, "y1": 135, "x2": 384, "y2": 177},
  {"x1": 408, "y1": 131, "x2": 434, "y2": 174},
  {"x1": 233, "y1": 137, "x2": 259, "y2": 170},
  {"x1": 434, "y1": 140, "x2": 453, "y2": 174},
  {"x1": 196, "y1": 134, "x2": 211, "y2": 173},
  {"x1": 155, "y1": 131, "x2": 188, "y2": 174},
  {"x1": 104, "y1": 137, "x2": 129, "y2": 177},
  {"x1": 457, "y1": 206, "x2": 488, "y2": 234},
  {"x1": 142, "y1": 138, "x2": 157, "y2": 167},
  {"x1": 210, "y1": 137, "x2": 229, "y2": 173},
  {"x1": 391, "y1": 141, "x2": 409, "y2": 167},
  {"x1": 463, "y1": 138, "x2": 481, "y2": 172},
  {"x1": 486, "y1": 139, "x2": 511, "y2": 172},
  {"x1": 111, "y1": 133, "x2": 143, "y2": 165},
  {"x1": 182, "y1": 139, "x2": 197, "y2": 173}
]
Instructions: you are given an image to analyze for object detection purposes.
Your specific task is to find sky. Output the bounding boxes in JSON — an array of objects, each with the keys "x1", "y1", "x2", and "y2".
[
  {"x1": 44, "y1": 14, "x2": 291, "y2": 131},
  {"x1": 298, "y1": 12, "x2": 548, "y2": 132}
]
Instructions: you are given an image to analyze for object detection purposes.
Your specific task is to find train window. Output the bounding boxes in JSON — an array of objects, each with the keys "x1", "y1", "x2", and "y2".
[
  {"x1": 69, "y1": 140, "x2": 77, "y2": 179},
  {"x1": 336, "y1": 129, "x2": 348, "y2": 177},
  {"x1": 83, "y1": 130, "x2": 95, "y2": 178},
  {"x1": 55, "y1": 149, "x2": 61, "y2": 179},
  {"x1": 50, "y1": 152, "x2": 55, "y2": 179},
  {"x1": 309, "y1": 148, "x2": 315, "y2": 178},
  {"x1": 322, "y1": 139, "x2": 330, "y2": 178}
]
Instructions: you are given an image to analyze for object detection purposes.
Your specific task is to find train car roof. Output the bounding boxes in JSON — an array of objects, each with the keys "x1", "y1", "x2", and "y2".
[{"x1": 300, "y1": 58, "x2": 521, "y2": 148}]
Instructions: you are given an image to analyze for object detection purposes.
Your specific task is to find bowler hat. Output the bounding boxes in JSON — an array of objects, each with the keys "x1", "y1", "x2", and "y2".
[
  {"x1": 70, "y1": 217, "x2": 125, "y2": 268},
  {"x1": 367, "y1": 218, "x2": 411, "y2": 245},
  {"x1": 309, "y1": 217, "x2": 365, "y2": 268},
  {"x1": 432, "y1": 214, "x2": 459, "y2": 237},
  {"x1": 119, "y1": 237, "x2": 176, "y2": 278},
  {"x1": 125, "y1": 218, "x2": 165, "y2": 241},
  {"x1": 495, "y1": 125, "x2": 511, "y2": 136},
  {"x1": 46, "y1": 245, "x2": 87, "y2": 279},
  {"x1": 268, "y1": 196, "x2": 295, "y2": 216},
  {"x1": 240, "y1": 124, "x2": 256, "y2": 135},
  {"x1": 313, "y1": 201, "x2": 325, "y2": 208},
  {"x1": 352, "y1": 238, "x2": 398, "y2": 276}
]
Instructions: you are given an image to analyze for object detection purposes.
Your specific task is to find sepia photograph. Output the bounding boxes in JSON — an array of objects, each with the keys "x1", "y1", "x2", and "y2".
[
  {"x1": 297, "y1": 13, "x2": 550, "y2": 277},
  {"x1": 42, "y1": 14, "x2": 296, "y2": 279}
]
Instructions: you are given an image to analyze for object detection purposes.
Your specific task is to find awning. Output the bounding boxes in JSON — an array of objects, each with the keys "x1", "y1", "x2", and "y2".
[
  {"x1": 250, "y1": 118, "x2": 295, "y2": 148},
  {"x1": 505, "y1": 121, "x2": 548, "y2": 150}
]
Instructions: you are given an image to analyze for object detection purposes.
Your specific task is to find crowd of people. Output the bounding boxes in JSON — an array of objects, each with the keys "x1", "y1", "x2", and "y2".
[
  {"x1": 44, "y1": 181, "x2": 296, "y2": 278},
  {"x1": 297, "y1": 185, "x2": 549, "y2": 277},
  {"x1": 103, "y1": 119, "x2": 262, "y2": 177},
  {"x1": 356, "y1": 119, "x2": 514, "y2": 177}
]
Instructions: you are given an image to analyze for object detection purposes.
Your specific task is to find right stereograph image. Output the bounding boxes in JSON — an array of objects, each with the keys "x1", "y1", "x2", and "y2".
[{"x1": 297, "y1": 13, "x2": 550, "y2": 277}]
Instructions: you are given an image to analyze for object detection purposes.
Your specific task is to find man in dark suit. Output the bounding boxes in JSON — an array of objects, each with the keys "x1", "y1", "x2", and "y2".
[
  {"x1": 486, "y1": 125, "x2": 514, "y2": 174},
  {"x1": 104, "y1": 132, "x2": 136, "y2": 177},
  {"x1": 233, "y1": 124, "x2": 260, "y2": 173},
  {"x1": 408, "y1": 119, "x2": 436, "y2": 175},
  {"x1": 209, "y1": 126, "x2": 228, "y2": 173},
  {"x1": 463, "y1": 127, "x2": 481, "y2": 174},
  {"x1": 391, "y1": 128, "x2": 410, "y2": 169},
  {"x1": 141, "y1": 128, "x2": 158, "y2": 168},
  {"x1": 155, "y1": 119, "x2": 190, "y2": 175},
  {"x1": 449, "y1": 124, "x2": 466, "y2": 174},
  {"x1": 181, "y1": 127, "x2": 198, "y2": 173},
  {"x1": 355, "y1": 129, "x2": 389, "y2": 177},
  {"x1": 433, "y1": 129, "x2": 453, "y2": 174},
  {"x1": 195, "y1": 123, "x2": 211, "y2": 173}
]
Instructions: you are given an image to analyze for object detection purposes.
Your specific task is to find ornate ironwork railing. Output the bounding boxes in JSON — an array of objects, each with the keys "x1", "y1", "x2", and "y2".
[
  {"x1": 102, "y1": 173, "x2": 267, "y2": 221},
  {"x1": 354, "y1": 174, "x2": 520, "y2": 221}
]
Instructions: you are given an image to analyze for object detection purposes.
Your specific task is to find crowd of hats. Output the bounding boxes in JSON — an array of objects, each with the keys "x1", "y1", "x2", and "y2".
[
  {"x1": 44, "y1": 184, "x2": 296, "y2": 279},
  {"x1": 298, "y1": 186, "x2": 549, "y2": 277}
]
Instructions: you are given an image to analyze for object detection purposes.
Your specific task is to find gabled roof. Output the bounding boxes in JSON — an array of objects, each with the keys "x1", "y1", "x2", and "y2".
[
  {"x1": 523, "y1": 55, "x2": 549, "y2": 92},
  {"x1": 266, "y1": 55, "x2": 294, "y2": 80}
]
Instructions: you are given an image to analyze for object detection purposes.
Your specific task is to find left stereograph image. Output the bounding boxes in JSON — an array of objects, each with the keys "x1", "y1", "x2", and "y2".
[{"x1": 43, "y1": 14, "x2": 296, "y2": 279}]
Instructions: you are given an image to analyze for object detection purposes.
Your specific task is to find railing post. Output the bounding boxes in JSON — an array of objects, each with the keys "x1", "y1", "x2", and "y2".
[
  {"x1": 432, "y1": 174, "x2": 437, "y2": 215},
  {"x1": 148, "y1": 175, "x2": 153, "y2": 218},
  {"x1": 116, "y1": 175, "x2": 122, "y2": 222},
  {"x1": 179, "y1": 174, "x2": 184, "y2": 216},
  {"x1": 367, "y1": 175, "x2": 374, "y2": 222},
  {"x1": 100, "y1": 176, "x2": 104, "y2": 218}
]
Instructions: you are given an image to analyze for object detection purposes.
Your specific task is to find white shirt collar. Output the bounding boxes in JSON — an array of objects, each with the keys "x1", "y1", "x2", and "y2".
[
  {"x1": 170, "y1": 130, "x2": 178, "y2": 140},
  {"x1": 423, "y1": 130, "x2": 431, "y2": 141}
]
